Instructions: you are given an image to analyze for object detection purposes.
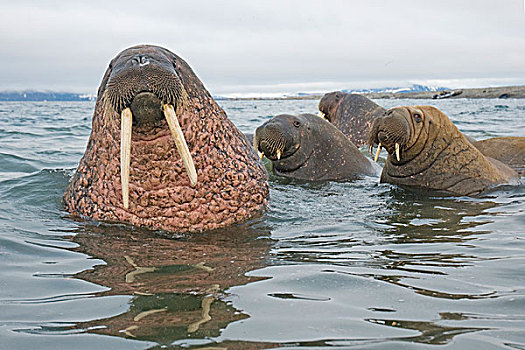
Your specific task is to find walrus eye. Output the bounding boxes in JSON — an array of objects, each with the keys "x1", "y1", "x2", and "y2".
[
  {"x1": 293, "y1": 121, "x2": 301, "y2": 128},
  {"x1": 413, "y1": 113, "x2": 422, "y2": 123}
]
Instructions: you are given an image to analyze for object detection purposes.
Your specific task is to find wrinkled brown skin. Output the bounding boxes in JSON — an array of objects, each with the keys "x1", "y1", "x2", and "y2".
[
  {"x1": 472, "y1": 137, "x2": 525, "y2": 176},
  {"x1": 254, "y1": 113, "x2": 381, "y2": 181},
  {"x1": 368, "y1": 106, "x2": 520, "y2": 196},
  {"x1": 318, "y1": 91, "x2": 385, "y2": 147},
  {"x1": 64, "y1": 45, "x2": 268, "y2": 233}
]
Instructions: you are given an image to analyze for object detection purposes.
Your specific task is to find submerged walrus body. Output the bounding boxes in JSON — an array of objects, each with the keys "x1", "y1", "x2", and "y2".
[
  {"x1": 64, "y1": 45, "x2": 269, "y2": 233},
  {"x1": 254, "y1": 113, "x2": 380, "y2": 181},
  {"x1": 367, "y1": 106, "x2": 520, "y2": 196},
  {"x1": 318, "y1": 91, "x2": 385, "y2": 146},
  {"x1": 472, "y1": 137, "x2": 525, "y2": 176}
]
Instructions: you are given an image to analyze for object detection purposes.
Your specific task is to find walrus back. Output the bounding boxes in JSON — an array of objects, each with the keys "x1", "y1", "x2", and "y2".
[{"x1": 473, "y1": 137, "x2": 525, "y2": 176}]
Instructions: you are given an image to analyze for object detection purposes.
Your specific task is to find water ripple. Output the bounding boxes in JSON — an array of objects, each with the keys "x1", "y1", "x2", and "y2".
[{"x1": 0, "y1": 99, "x2": 523, "y2": 349}]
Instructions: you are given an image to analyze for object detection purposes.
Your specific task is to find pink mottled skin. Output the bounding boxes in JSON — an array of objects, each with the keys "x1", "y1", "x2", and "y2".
[{"x1": 64, "y1": 45, "x2": 268, "y2": 233}]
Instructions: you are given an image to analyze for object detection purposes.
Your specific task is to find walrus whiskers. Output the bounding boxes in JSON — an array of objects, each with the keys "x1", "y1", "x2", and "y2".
[{"x1": 120, "y1": 108, "x2": 132, "y2": 209}]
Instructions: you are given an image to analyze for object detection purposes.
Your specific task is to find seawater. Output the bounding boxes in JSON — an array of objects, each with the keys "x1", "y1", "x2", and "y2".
[{"x1": 0, "y1": 98, "x2": 524, "y2": 349}]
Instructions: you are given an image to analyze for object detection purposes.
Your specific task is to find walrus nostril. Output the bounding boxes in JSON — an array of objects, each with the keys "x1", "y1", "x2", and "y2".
[{"x1": 131, "y1": 54, "x2": 150, "y2": 66}]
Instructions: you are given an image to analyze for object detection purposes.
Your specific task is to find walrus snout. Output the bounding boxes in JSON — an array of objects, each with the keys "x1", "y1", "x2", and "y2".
[
  {"x1": 103, "y1": 47, "x2": 188, "y2": 115},
  {"x1": 129, "y1": 92, "x2": 164, "y2": 128},
  {"x1": 255, "y1": 123, "x2": 289, "y2": 160},
  {"x1": 254, "y1": 115, "x2": 307, "y2": 161},
  {"x1": 368, "y1": 109, "x2": 411, "y2": 162},
  {"x1": 377, "y1": 131, "x2": 389, "y2": 144}
]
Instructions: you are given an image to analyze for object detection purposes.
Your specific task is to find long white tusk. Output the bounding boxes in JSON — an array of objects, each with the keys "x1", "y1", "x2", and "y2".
[
  {"x1": 253, "y1": 134, "x2": 263, "y2": 161},
  {"x1": 163, "y1": 104, "x2": 197, "y2": 186},
  {"x1": 318, "y1": 111, "x2": 326, "y2": 119},
  {"x1": 374, "y1": 143, "x2": 382, "y2": 162},
  {"x1": 395, "y1": 143, "x2": 401, "y2": 161},
  {"x1": 276, "y1": 149, "x2": 281, "y2": 160},
  {"x1": 120, "y1": 108, "x2": 133, "y2": 209}
]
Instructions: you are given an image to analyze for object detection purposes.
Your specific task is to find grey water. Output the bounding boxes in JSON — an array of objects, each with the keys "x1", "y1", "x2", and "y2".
[{"x1": 0, "y1": 98, "x2": 524, "y2": 349}]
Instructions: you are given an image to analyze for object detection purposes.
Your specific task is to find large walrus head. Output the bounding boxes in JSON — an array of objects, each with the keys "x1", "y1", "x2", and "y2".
[
  {"x1": 64, "y1": 45, "x2": 268, "y2": 233},
  {"x1": 367, "y1": 105, "x2": 519, "y2": 195},
  {"x1": 254, "y1": 114, "x2": 311, "y2": 171},
  {"x1": 317, "y1": 91, "x2": 344, "y2": 123},
  {"x1": 367, "y1": 106, "x2": 425, "y2": 164},
  {"x1": 318, "y1": 91, "x2": 385, "y2": 147}
]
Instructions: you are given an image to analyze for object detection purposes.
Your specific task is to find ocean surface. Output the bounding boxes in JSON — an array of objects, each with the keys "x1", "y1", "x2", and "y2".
[{"x1": 0, "y1": 98, "x2": 524, "y2": 349}]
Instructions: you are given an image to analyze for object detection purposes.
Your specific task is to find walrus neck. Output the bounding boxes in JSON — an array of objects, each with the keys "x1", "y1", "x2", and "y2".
[{"x1": 273, "y1": 142, "x2": 313, "y2": 174}]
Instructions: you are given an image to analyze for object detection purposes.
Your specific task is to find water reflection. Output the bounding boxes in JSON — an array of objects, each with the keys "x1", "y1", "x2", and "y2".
[
  {"x1": 62, "y1": 182, "x2": 523, "y2": 348},
  {"x1": 287, "y1": 317, "x2": 484, "y2": 347},
  {"x1": 258, "y1": 186, "x2": 521, "y2": 346},
  {"x1": 68, "y1": 223, "x2": 273, "y2": 347},
  {"x1": 379, "y1": 188, "x2": 500, "y2": 243},
  {"x1": 351, "y1": 190, "x2": 514, "y2": 302},
  {"x1": 344, "y1": 317, "x2": 483, "y2": 346},
  {"x1": 274, "y1": 186, "x2": 502, "y2": 268}
]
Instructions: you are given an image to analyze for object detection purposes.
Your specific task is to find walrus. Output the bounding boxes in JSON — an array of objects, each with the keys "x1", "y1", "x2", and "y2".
[
  {"x1": 64, "y1": 45, "x2": 269, "y2": 233},
  {"x1": 367, "y1": 106, "x2": 520, "y2": 196},
  {"x1": 318, "y1": 91, "x2": 385, "y2": 146},
  {"x1": 472, "y1": 137, "x2": 525, "y2": 176},
  {"x1": 254, "y1": 113, "x2": 381, "y2": 181}
]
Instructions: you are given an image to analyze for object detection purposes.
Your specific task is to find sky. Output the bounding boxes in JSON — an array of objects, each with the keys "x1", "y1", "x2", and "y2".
[{"x1": 1, "y1": 0, "x2": 524, "y2": 97}]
